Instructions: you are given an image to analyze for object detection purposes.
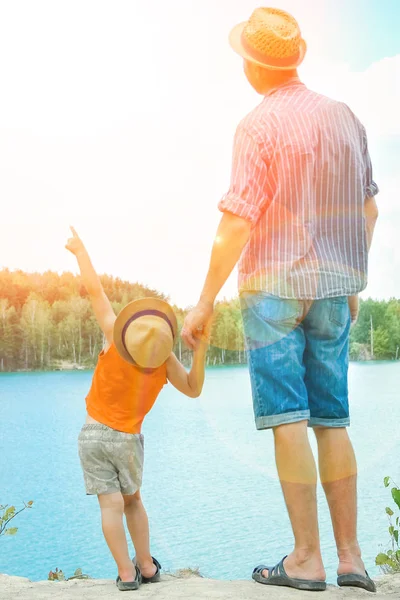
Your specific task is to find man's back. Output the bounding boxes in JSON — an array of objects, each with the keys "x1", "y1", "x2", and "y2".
[
  {"x1": 220, "y1": 80, "x2": 378, "y2": 299},
  {"x1": 184, "y1": 9, "x2": 379, "y2": 592}
]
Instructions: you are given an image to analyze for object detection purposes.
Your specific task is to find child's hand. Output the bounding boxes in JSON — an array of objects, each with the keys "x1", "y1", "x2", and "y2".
[
  {"x1": 65, "y1": 226, "x2": 85, "y2": 256},
  {"x1": 348, "y1": 295, "x2": 359, "y2": 325}
]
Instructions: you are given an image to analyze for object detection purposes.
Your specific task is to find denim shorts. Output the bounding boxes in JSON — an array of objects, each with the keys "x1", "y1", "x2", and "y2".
[
  {"x1": 240, "y1": 292, "x2": 351, "y2": 430},
  {"x1": 78, "y1": 424, "x2": 144, "y2": 496}
]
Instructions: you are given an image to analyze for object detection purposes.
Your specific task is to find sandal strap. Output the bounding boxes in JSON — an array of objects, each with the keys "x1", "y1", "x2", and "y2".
[
  {"x1": 152, "y1": 557, "x2": 162, "y2": 573},
  {"x1": 253, "y1": 556, "x2": 288, "y2": 580},
  {"x1": 135, "y1": 565, "x2": 142, "y2": 584},
  {"x1": 275, "y1": 556, "x2": 288, "y2": 577},
  {"x1": 253, "y1": 564, "x2": 269, "y2": 575}
]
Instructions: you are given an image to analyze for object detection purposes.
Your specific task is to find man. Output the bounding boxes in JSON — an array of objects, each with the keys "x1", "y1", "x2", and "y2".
[{"x1": 182, "y1": 7, "x2": 379, "y2": 594}]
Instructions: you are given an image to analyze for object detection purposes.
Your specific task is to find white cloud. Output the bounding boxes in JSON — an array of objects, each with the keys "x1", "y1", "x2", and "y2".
[{"x1": 302, "y1": 54, "x2": 400, "y2": 138}]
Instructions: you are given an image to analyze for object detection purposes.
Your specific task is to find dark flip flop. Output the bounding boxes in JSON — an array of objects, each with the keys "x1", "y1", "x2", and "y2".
[
  {"x1": 134, "y1": 556, "x2": 161, "y2": 584},
  {"x1": 337, "y1": 571, "x2": 376, "y2": 593},
  {"x1": 252, "y1": 556, "x2": 327, "y2": 592},
  {"x1": 116, "y1": 565, "x2": 142, "y2": 591}
]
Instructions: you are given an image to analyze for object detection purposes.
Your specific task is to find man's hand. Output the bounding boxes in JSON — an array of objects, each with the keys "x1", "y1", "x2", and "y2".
[
  {"x1": 182, "y1": 299, "x2": 214, "y2": 351},
  {"x1": 65, "y1": 226, "x2": 85, "y2": 256},
  {"x1": 348, "y1": 295, "x2": 359, "y2": 325}
]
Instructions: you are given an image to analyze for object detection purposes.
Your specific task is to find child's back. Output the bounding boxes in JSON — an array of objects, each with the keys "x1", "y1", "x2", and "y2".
[
  {"x1": 86, "y1": 343, "x2": 167, "y2": 434},
  {"x1": 65, "y1": 226, "x2": 207, "y2": 592}
]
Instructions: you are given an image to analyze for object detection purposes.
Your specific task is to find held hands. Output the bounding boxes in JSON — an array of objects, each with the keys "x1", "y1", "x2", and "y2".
[
  {"x1": 182, "y1": 299, "x2": 214, "y2": 351},
  {"x1": 65, "y1": 226, "x2": 85, "y2": 256}
]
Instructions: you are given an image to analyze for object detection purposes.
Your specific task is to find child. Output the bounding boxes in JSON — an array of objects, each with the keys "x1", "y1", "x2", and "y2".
[{"x1": 65, "y1": 227, "x2": 207, "y2": 591}]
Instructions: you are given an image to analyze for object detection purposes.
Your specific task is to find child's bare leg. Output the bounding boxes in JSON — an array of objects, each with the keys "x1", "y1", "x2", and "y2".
[
  {"x1": 98, "y1": 493, "x2": 136, "y2": 582},
  {"x1": 123, "y1": 491, "x2": 157, "y2": 578}
]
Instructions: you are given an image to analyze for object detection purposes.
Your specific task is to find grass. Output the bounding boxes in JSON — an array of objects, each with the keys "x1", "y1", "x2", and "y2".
[{"x1": 165, "y1": 567, "x2": 203, "y2": 579}]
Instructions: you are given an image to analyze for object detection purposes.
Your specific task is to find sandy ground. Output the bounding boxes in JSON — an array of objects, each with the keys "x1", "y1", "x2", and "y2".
[{"x1": 1, "y1": 572, "x2": 399, "y2": 600}]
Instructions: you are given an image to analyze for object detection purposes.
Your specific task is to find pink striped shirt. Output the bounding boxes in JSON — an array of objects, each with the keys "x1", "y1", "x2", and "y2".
[{"x1": 218, "y1": 79, "x2": 379, "y2": 299}]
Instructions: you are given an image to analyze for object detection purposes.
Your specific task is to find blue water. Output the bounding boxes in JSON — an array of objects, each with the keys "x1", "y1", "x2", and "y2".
[{"x1": 1, "y1": 363, "x2": 399, "y2": 584}]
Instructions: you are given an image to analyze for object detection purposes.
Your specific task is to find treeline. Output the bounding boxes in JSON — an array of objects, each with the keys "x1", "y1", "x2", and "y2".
[
  {"x1": 349, "y1": 298, "x2": 400, "y2": 361},
  {"x1": 0, "y1": 269, "x2": 399, "y2": 372},
  {"x1": 0, "y1": 269, "x2": 244, "y2": 371}
]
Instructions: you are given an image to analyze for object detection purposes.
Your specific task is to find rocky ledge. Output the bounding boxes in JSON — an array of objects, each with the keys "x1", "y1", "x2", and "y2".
[{"x1": 1, "y1": 572, "x2": 399, "y2": 599}]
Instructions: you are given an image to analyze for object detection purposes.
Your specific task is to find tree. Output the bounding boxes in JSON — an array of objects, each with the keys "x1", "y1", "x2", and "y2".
[
  {"x1": 1, "y1": 269, "x2": 399, "y2": 371},
  {"x1": 373, "y1": 327, "x2": 391, "y2": 359},
  {"x1": 0, "y1": 300, "x2": 19, "y2": 371}
]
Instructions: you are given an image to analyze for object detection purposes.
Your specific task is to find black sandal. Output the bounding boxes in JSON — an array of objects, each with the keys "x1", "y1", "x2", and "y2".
[
  {"x1": 252, "y1": 556, "x2": 327, "y2": 591},
  {"x1": 116, "y1": 565, "x2": 142, "y2": 591},
  {"x1": 134, "y1": 556, "x2": 161, "y2": 584},
  {"x1": 337, "y1": 571, "x2": 376, "y2": 593}
]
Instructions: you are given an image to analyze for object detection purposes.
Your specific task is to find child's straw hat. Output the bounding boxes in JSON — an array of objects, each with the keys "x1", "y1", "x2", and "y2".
[
  {"x1": 229, "y1": 7, "x2": 306, "y2": 71},
  {"x1": 114, "y1": 298, "x2": 177, "y2": 369}
]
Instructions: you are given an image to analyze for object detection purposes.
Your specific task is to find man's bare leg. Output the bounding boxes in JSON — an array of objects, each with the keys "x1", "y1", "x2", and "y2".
[
  {"x1": 314, "y1": 427, "x2": 366, "y2": 577},
  {"x1": 262, "y1": 421, "x2": 326, "y2": 581}
]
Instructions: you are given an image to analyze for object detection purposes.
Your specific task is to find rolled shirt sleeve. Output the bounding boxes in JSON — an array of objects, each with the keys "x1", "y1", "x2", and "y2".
[
  {"x1": 362, "y1": 128, "x2": 379, "y2": 198},
  {"x1": 218, "y1": 124, "x2": 270, "y2": 226}
]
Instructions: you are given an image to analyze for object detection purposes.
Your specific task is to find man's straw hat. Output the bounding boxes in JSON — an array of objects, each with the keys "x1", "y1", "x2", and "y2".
[
  {"x1": 229, "y1": 7, "x2": 306, "y2": 71},
  {"x1": 114, "y1": 298, "x2": 177, "y2": 369}
]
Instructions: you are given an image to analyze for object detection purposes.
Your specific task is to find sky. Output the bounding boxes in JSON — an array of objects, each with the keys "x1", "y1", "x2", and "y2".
[{"x1": 0, "y1": 0, "x2": 399, "y2": 308}]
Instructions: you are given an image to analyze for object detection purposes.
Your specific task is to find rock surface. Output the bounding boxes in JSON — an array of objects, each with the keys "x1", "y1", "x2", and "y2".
[{"x1": 1, "y1": 572, "x2": 399, "y2": 599}]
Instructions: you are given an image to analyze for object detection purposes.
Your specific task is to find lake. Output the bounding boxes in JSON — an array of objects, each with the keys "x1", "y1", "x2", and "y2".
[{"x1": 1, "y1": 362, "x2": 399, "y2": 584}]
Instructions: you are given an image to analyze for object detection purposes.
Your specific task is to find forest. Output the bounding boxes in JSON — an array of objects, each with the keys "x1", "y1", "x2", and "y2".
[{"x1": 0, "y1": 269, "x2": 399, "y2": 371}]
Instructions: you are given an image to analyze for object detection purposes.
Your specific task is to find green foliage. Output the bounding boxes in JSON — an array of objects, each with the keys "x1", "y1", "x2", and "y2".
[
  {"x1": 1, "y1": 269, "x2": 399, "y2": 370},
  {"x1": 48, "y1": 567, "x2": 90, "y2": 581},
  {"x1": 350, "y1": 298, "x2": 400, "y2": 360},
  {"x1": 207, "y1": 299, "x2": 246, "y2": 366},
  {"x1": 0, "y1": 501, "x2": 33, "y2": 537},
  {"x1": 0, "y1": 269, "x2": 168, "y2": 371},
  {"x1": 0, "y1": 269, "x2": 247, "y2": 369},
  {"x1": 376, "y1": 478, "x2": 400, "y2": 573}
]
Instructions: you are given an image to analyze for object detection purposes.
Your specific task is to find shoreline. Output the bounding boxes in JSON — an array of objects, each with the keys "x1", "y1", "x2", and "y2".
[
  {"x1": 1, "y1": 359, "x2": 398, "y2": 374},
  {"x1": 1, "y1": 572, "x2": 399, "y2": 600}
]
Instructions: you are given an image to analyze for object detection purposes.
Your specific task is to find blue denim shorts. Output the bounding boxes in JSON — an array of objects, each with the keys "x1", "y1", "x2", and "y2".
[{"x1": 240, "y1": 292, "x2": 351, "y2": 430}]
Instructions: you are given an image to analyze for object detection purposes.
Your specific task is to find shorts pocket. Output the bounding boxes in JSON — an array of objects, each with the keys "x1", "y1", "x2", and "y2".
[
  {"x1": 252, "y1": 294, "x2": 302, "y2": 325},
  {"x1": 329, "y1": 297, "x2": 349, "y2": 327}
]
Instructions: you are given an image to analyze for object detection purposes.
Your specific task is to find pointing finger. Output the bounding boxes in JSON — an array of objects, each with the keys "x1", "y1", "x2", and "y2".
[{"x1": 70, "y1": 226, "x2": 79, "y2": 238}]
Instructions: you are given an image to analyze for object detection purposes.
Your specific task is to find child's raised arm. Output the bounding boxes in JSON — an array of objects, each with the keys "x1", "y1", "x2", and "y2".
[
  {"x1": 65, "y1": 226, "x2": 116, "y2": 346},
  {"x1": 166, "y1": 342, "x2": 207, "y2": 398}
]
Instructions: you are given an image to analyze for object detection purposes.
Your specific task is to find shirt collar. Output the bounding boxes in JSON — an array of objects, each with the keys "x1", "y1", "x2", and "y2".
[{"x1": 265, "y1": 78, "x2": 305, "y2": 97}]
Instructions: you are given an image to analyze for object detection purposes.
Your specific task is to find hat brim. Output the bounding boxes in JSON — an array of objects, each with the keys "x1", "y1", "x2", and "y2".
[
  {"x1": 113, "y1": 297, "x2": 178, "y2": 365},
  {"x1": 229, "y1": 22, "x2": 307, "y2": 71}
]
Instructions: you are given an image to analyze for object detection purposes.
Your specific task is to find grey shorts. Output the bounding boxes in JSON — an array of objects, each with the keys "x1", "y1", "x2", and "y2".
[{"x1": 78, "y1": 424, "x2": 144, "y2": 496}]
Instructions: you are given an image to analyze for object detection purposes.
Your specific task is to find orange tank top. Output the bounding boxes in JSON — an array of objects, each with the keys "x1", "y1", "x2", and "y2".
[{"x1": 85, "y1": 343, "x2": 167, "y2": 434}]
